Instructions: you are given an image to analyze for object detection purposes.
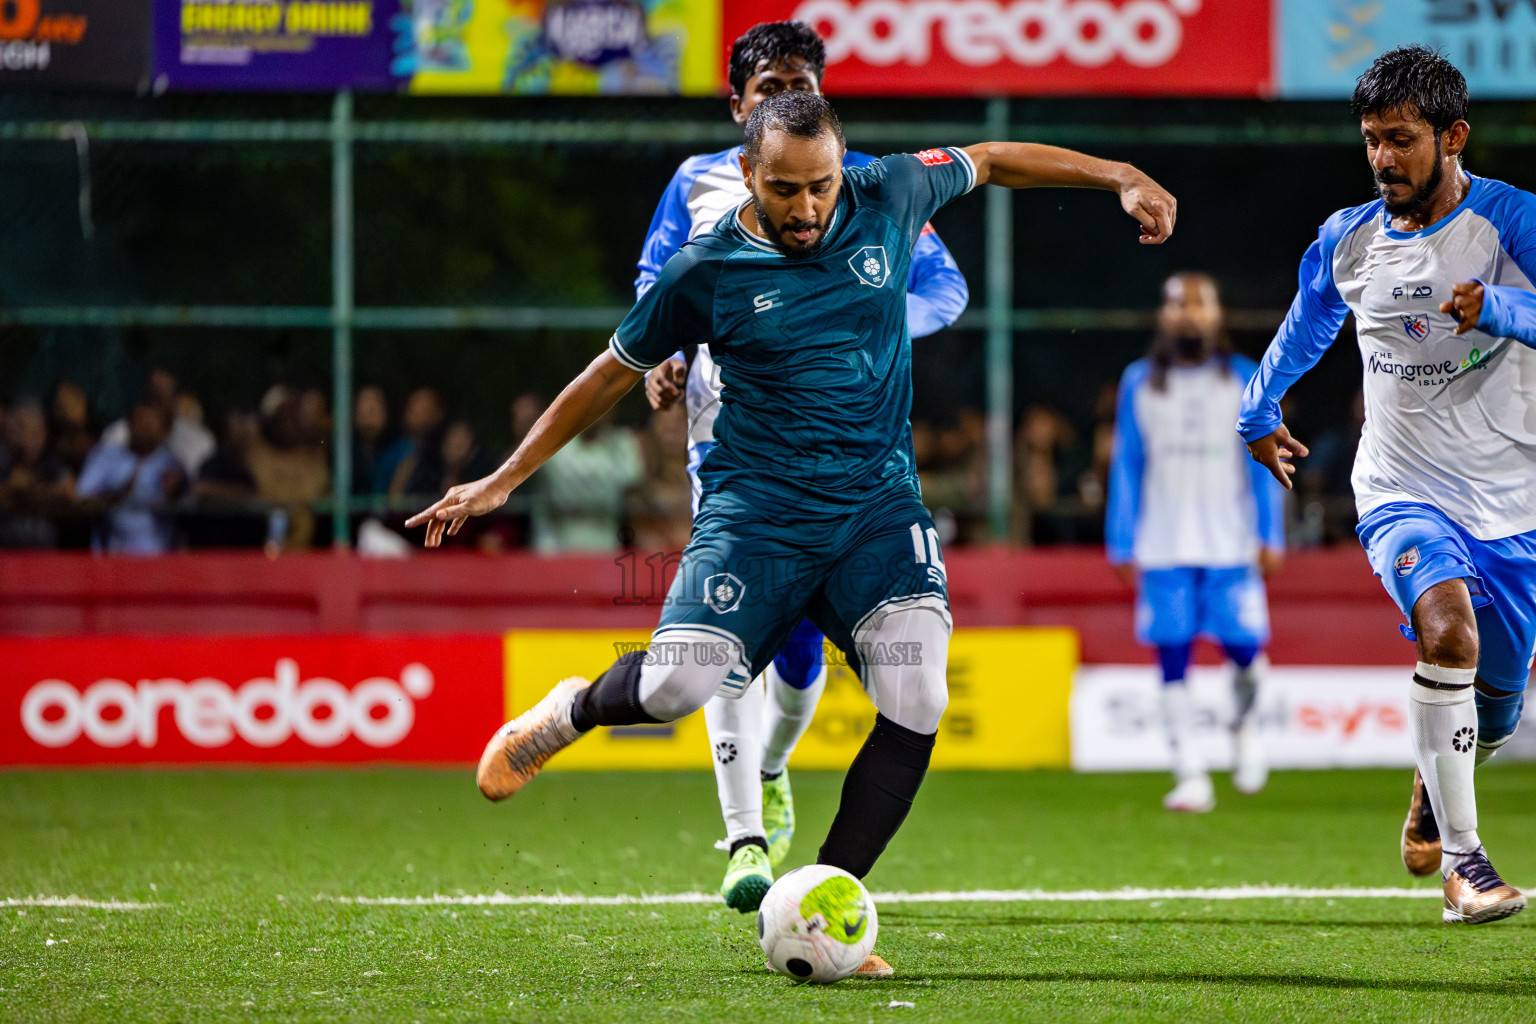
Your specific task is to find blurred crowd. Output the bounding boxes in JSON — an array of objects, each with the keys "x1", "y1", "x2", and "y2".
[
  {"x1": 0, "y1": 369, "x2": 695, "y2": 556},
  {"x1": 1, "y1": 357, "x2": 1362, "y2": 557}
]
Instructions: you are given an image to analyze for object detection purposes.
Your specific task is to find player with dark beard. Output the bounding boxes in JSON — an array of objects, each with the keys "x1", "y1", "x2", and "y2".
[{"x1": 1241, "y1": 46, "x2": 1534, "y2": 924}]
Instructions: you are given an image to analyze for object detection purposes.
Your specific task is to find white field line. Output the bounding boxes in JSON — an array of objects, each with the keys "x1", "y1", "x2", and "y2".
[
  {"x1": 4, "y1": 896, "x2": 159, "y2": 910},
  {"x1": 321, "y1": 885, "x2": 1450, "y2": 908}
]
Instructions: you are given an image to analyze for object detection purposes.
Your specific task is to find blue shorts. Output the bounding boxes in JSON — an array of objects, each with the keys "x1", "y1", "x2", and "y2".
[
  {"x1": 657, "y1": 486, "x2": 948, "y2": 694},
  {"x1": 1357, "y1": 502, "x2": 1536, "y2": 691},
  {"x1": 1135, "y1": 566, "x2": 1269, "y2": 648}
]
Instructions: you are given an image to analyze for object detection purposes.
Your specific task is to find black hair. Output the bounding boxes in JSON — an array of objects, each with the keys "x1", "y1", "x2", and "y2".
[
  {"x1": 728, "y1": 20, "x2": 826, "y2": 97},
  {"x1": 742, "y1": 91, "x2": 844, "y2": 166},
  {"x1": 1351, "y1": 44, "x2": 1468, "y2": 135},
  {"x1": 1148, "y1": 273, "x2": 1231, "y2": 392}
]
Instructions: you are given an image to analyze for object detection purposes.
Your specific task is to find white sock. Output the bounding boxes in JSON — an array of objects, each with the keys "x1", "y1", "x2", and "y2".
[
  {"x1": 1160, "y1": 682, "x2": 1206, "y2": 781},
  {"x1": 1409, "y1": 662, "x2": 1480, "y2": 875},
  {"x1": 1232, "y1": 654, "x2": 1265, "y2": 730},
  {"x1": 760, "y1": 662, "x2": 827, "y2": 778},
  {"x1": 703, "y1": 682, "x2": 765, "y2": 845}
]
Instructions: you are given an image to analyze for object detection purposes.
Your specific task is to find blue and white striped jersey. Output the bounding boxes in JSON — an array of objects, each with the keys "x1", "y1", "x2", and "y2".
[
  {"x1": 636, "y1": 145, "x2": 969, "y2": 447},
  {"x1": 1239, "y1": 175, "x2": 1536, "y2": 540},
  {"x1": 1108, "y1": 354, "x2": 1285, "y2": 569}
]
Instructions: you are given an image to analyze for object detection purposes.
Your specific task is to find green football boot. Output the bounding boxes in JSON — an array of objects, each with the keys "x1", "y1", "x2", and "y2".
[
  {"x1": 720, "y1": 843, "x2": 773, "y2": 913},
  {"x1": 763, "y1": 772, "x2": 795, "y2": 868}
]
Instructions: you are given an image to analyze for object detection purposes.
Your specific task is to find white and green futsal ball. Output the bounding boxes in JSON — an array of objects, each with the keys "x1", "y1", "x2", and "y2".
[{"x1": 756, "y1": 865, "x2": 878, "y2": 983}]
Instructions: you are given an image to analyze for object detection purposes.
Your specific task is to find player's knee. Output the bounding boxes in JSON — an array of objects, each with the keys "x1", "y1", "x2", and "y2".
[
  {"x1": 894, "y1": 665, "x2": 949, "y2": 735},
  {"x1": 773, "y1": 644, "x2": 821, "y2": 690},
  {"x1": 1418, "y1": 619, "x2": 1479, "y2": 669},
  {"x1": 857, "y1": 599, "x2": 951, "y2": 735},
  {"x1": 636, "y1": 629, "x2": 740, "y2": 722},
  {"x1": 1412, "y1": 585, "x2": 1479, "y2": 668}
]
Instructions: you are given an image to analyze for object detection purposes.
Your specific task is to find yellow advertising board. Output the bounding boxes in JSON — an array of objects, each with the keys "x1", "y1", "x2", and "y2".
[{"x1": 502, "y1": 628, "x2": 1076, "y2": 770}]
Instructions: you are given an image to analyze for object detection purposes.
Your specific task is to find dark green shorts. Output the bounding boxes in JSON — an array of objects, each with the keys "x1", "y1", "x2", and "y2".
[{"x1": 653, "y1": 488, "x2": 950, "y2": 693}]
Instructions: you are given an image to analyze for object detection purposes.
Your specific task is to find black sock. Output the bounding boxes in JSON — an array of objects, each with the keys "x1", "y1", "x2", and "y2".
[
  {"x1": 729, "y1": 836, "x2": 768, "y2": 857},
  {"x1": 569, "y1": 651, "x2": 661, "y2": 732},
  {"x1": 817, "y1": 713, "x2": 935, "y2": 879}
]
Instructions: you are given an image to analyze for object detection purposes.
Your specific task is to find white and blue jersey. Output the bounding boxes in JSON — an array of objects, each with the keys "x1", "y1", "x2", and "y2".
[
  {"x1": 1239, "y1": 174, "x2": 1536, "y2": 689},
  {"x1": 636, "y1": 145, "x2": 969, "y2": 463},
  {"x1": 1108, "y1": 354, "x2": 1283, "y2": 647},
  {"x1": 1108, "y1": 354, "x2": 1285, "y2": 570},
  {"x1": 1238, "y1": 175, "x2": 1536, "y2": 540}
]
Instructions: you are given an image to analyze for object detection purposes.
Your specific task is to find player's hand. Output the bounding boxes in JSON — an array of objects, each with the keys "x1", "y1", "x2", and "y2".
[
  {"x1": 1440, "y1": 280, "x2": 1484, "y2": 335},
  {"x1": 1246, "y1": 424, "x2": 1309, "y2": 490},
  {"x1": 1118, "y1": 172, "x2": 1176, "y2": 245},
  {"x1": 1113, "y1": 563, "x2": 1137, "y2": 588},
  {"x1": 405, "y1": 476, "x2": 510, "y2": 548},
  {"x1": 645, "y1": 358, "x2": 687, "y2": 411},
  {"x1": 1258, "y1": 546, "x2": 1284, "y2": 579}
]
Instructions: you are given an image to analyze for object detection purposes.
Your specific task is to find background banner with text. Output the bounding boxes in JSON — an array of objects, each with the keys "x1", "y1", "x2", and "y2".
[
  {"x1": 504, "y1": 627, "x2": 1076, "y2": 770},
  {"x1": 0, "y1": 0, "x2": 151, "y2": 91},
  {"x1": 1280, "y1": 0, "x2": 1536, "y2": 98},
  {"x1": 723, "y1": 0, "x2": 1272, "y2": 97},
  {"x1": 154, "y1": 0, "x2": 401, "y2": 90},
  {"x1": 1, "y1": 635, "x2": 504, "y2": 764},
  {"x1": 397, "y1": 0, "x2": 720, "y2": 95}
]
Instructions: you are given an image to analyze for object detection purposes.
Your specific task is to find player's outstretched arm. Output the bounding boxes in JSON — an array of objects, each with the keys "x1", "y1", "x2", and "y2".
[
  {"x1": 405, "y1": 351, "x2": 644, "y2": 547},
  {"x1": 962, "y1": 143, "x2": 1175, "y2": 244},
  {"x1": 1245, "y1": 423, "x2": 1310, "y2": 491}
]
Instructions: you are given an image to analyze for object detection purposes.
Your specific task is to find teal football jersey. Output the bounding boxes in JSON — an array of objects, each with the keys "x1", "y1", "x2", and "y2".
[{"x1": 610, "y1": 146, "x2": 977, "y2": 511}]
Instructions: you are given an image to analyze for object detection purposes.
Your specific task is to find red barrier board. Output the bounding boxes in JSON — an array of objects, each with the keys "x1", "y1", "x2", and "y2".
[
  {"x1": 723, "y1": 0, "x2": 1272, "y2": 97},
  {"x1": 0, "y1": 636, "x2": 503, "y2": 765}
]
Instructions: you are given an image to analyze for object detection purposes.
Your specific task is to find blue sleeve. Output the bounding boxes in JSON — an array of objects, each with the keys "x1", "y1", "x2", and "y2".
[
  {"x1": 635, "y1": 162, "x2": 697, "y2": 300},
  {"x1": 1104, "y1": 363, "x2": 1147, "y2": 565},
  {"x1": 905, "y1": 226, "x2": 969, "y2": 337},
  {"x1": 1233, "y1": 356, "x2": 1286, "y2": 550},
  {"x1": 1471, "y1": 181, "x2": 1536, "y2": 346},
  {"x1": 1476, "y1": 283, "x2": 1536, "y2": 346},
  {"x1": 1237, "y1": 207, "x2": 1367, "y2": 442}
]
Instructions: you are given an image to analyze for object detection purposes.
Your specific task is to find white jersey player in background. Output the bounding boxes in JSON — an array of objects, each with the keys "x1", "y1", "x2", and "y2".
[
  {"x1": 1107, "y1": 273, "x2": 1285, "y2": 814},
  {"x1": 636, "y1": 21, "x2": 968, "y2": 917},
  {"x1": 1240, "y1": 46, "x2": 1532, "y2": 925}
]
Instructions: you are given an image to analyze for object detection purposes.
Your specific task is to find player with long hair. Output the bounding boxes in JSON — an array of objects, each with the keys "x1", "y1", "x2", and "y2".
[{"x1": 1108, "y1": 272, "x2": 1285, "y2": 813}]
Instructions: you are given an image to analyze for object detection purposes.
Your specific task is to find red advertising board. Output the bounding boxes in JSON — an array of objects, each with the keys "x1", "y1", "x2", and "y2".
[
  {"x1": 0, "y1": 636, "x2": 503, "y2": 765},
  {"x1": 723, "y1": 0, "x2": 1271, "y2": 97}
]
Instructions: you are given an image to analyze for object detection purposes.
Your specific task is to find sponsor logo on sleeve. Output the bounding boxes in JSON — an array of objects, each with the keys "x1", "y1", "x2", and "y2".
[{"x1": 914, "y1": 148, "x2": 953, "y2": 166}]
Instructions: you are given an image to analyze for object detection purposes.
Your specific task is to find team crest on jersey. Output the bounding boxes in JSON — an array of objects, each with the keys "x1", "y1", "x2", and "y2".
[
  {"x1": 704, "y1": 572, "x2": 745, "y2": 613},
  {"x1": 1400, "y1": 313, "x2": 1430, "y2": 342},
  {"x1": 914, "y1": 148, "x2": 953, "y2": 166},
  {"x1": 849, "y1": 245, "x2": 889, "y2": 288},
  {"x1": 1395, "y1": 546, "x2": 1420, "y2": 577}
]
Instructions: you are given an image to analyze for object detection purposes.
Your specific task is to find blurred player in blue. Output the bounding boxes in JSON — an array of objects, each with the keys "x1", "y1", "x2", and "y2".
[
  {"x1": 409, "y1": 92, "x2": 1175, "y2": 972},
  {"x1": 1108, "y1": 272, "x2": 1285, "y2": 814},
  {"x1": 636, "y1": 20, "x2": 969, "y2": 913},
  {"x1": 1240, "y1": 46, "x2": 1532, "y2": 924}
]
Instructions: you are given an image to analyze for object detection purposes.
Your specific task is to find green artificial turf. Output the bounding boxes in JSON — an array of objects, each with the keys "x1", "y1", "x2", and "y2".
[{"x1": 2, "y1": 766, "x2": 1534, "y2": 1023}]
